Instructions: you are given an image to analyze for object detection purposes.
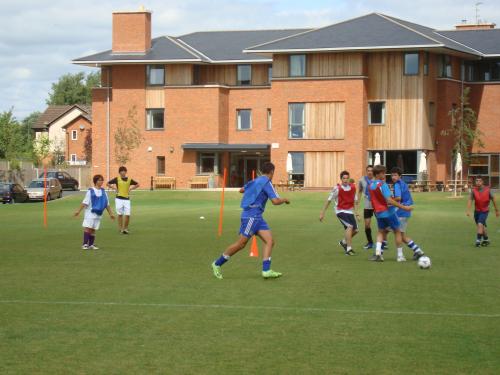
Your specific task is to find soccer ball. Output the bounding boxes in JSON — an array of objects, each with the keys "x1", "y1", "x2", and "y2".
[{"x1": 418, "y1": 256, "x2": 432, "y2": 269}]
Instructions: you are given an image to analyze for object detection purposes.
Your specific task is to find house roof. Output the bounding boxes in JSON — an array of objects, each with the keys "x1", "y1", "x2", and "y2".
[
  {"x1": 33, "y1": 104, "x2": 91, "y2": 130},
  {"x1": 177, "y1": 29, "x2": 309, "y2": 62},
  {"x1": 244, "y1": 13, "x2": 482, "y2": 56},
  {"x1": 437, "y1": 29, "x2": 500, "y2": 56}
]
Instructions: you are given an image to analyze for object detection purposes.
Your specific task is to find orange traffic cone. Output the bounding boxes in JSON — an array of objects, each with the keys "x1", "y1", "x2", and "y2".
[{"x1": 249, "y1": 236, "x2": 259, "y2": 257}]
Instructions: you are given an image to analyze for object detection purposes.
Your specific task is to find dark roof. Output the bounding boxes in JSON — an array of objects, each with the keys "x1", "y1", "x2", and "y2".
[
  {"x1": 73, "y1": 36, "x2": 203, "y2": 64},
  {"x1": 182, "y1": 143, "x2": 270, "y2": 151},
  {"x1": 244, "y1": 13, "x2": 482, "y2": 56},
  {"x1": 177, "y1": 29, "x2": 309, "y2": 62},
  {"x1": 437, "y1": 29, "x2": 500, "y2": 55},
  {"x1": 33, "y1": 104, "x2": 91, "y2": 130}
]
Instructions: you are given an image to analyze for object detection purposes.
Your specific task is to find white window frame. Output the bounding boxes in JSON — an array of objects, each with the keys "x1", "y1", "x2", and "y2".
[
  {"x1": 146, "y1": 64, "x2": 165, "y2": 86},
  {"x1": 71, "y1": 130, "x2": 78, "y2": 140},
  {"x1": 288, "y1": 103, "x2": 305, "y2": 139},
  {"x1": 70, "y1": 154, "x2": 77, "y2": 162},
  {"x1": 237, "y1": 109, "x2": 252, "y2": 131},
  {"x1": 368, "y1": 102, "x2": 386, "y2": 125},
  {"x1": 146, "y1": 109, "x2": 165, "y2": 130}
]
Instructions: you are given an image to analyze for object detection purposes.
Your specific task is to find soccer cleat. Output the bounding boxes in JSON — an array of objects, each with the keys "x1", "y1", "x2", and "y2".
[
  {"x1": 363, "y1": 243, "x2": 374, "y2": 250},
  {"x1": 211, "y1": 262, "x2": 223, "y2": 280},
  {"x1": 481, "y1": 239, "x2": 490, "y2": 247},
  {"x1": 88, "y1": 245, "x2": 99, "y2": 250},
  {"x1": 397, "y1": 256, "x2": 407, "y2": 262},
  {"x1": 339, "y1": 240, "x2": 347, "y2": 252},
  {"x1": 345, "y1": 249, "x2": 356, "y2": 256},
  {"x1": 82, "y1": 244, "x2": 89, "y2": 250},
  {"x1": 412, "y1": 250, "x2": 424, "y2": 260},
  {"x1": 369, "y1": 254, "x2": 384, "y2": 262},
  {"x1": 122, "y1": 229, "x2": 129, "y2": 234},
  {"x1": 475, "y1": 242, "x2": 481, "y2": 248},
  {"x1": 262, "y1": 269, "x2": 282, "y2": 279}
]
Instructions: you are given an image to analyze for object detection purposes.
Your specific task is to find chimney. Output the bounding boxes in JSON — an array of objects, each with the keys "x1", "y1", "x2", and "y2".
[
  {"x1": 455, "y1": 23, "x2": 496, "y2": 30},
  {"x1": 112, "y1": 6, "x2": 152, "y2": 53}
]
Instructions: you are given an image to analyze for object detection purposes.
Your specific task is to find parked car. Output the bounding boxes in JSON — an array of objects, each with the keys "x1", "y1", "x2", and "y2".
[
  {"x1": 26, "y1": 178, "x2": 63, "y2": 201},
  {"x1": 38, "y1": 170, "x2": 79, "y2": 190},
  {"x1": 1, "y1": 182, "x2": 29, "y2": 204}
]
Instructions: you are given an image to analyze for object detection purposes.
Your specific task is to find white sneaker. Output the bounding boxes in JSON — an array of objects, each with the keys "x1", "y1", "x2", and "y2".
[
  {"x1": 82, "y1": 244, "x2": 89, "y2": 250},
  {"x1": 397, "y1": 256, "x2": 407, "y2": 262},
  {"x1": 88, "y1": 245, "x2": 99, "y2": 250}
]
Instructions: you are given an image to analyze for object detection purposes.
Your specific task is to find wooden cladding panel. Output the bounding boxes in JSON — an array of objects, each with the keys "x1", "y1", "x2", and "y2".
[
  {"x1": 305, "y1": 102, "x2": 345, "y2": 139},
  {"x1": 145, "y1": 88, "x2": 165, "y2": 108},
  {"x1": 307, "y1": 53, "x2": 363, "y2": 76},
  {"x1": 199, "y1": 65, "x2": 236, "y2": 85},
  {"x1": 166, "y1": 64, "x2": 193, "y2": 85},
  {"x1": 305, "y1": 152, "x2": 344, "y2": 188},
  {"x1": 251, "y1": 64, "x2": 270, "y2": 85},
  {"x1": 367, "y1": 52, "x2": 434, "y2": 150},
  {"x1": 272, "y1": 54, "x2": 288, "y2": 78}
]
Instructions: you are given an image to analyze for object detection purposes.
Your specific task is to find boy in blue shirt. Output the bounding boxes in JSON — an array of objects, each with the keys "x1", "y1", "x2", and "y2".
[
  {"x1": 391, "y1": 167, "x2": 425, "y2": 261},
  {"x1": 211, "y1": 162, "x2": 290, "y2": 279}
]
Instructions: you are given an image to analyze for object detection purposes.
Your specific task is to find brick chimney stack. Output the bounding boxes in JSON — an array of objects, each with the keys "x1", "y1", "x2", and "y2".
[
  {"x1": 112, "y1": 6, "x2": 152, "y2": 53},
  {"x1": 455, "y1": 23, "x2": 496, "y2": 31}
]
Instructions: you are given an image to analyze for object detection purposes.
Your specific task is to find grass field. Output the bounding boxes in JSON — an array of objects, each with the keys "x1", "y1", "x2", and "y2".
[{"x1": 0, "y1": 191, "x2": 499, "y2": 374}]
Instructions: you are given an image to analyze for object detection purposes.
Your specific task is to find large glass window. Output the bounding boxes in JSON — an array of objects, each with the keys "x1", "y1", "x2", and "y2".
[
  {"x1": 157, "y1": 156, "x2": 165, "y2": 175},
  {"x1": 404, "y1": 53, "x2": 419, "y2": 75},
  {"x1": 289, "y1": 103, "x2": 305, "y2": 138},
  {"x1": 237, "y1": 65, "x2": 252, "y2": 85},
  {"x1": 423, "y1": 52, "x2": 429, "y2": 75},
  {"x1": 289, "y1": 55, "x2": 306, "y2": 77},
  {"x1": 268, "y1": 65, "x2": 273, "y2": 83},
  {"x1": 465, "y1": 60, "x2": 500, "y2": 82},
  {"x1": 237, "y1": 109, "x2": 252, "y2": 130},
  {"x1": 146, "y1": 109, "x2": 165, "y2": 130},
  {"x1": 289, "y1": 152, "x2": 305, "y2": 184},
  {"x1": 368, "y1": 102, "x2": 385, "y2": 125},
  {"x1": 439, "y1": 55, "x2": 452, "y2": 78},
  {"x1": 199, "y1": 153, "x2": 220, "y2": 174},
  {"x1": 146, "y1": 65, "x2": 165, "y2": 86}
]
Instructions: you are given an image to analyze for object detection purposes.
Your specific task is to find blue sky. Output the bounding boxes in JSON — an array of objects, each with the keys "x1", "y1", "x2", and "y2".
[{"x1": 1, "y1": 0, "x2": 499, "y2": 119}]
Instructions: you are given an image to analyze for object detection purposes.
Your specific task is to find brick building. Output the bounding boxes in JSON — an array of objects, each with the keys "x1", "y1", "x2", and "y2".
[{"x1": 73, "y1": 9, "x2": 500, "y2": 188}]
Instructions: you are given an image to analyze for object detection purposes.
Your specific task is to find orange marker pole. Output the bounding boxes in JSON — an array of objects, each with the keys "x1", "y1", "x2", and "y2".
[
  {"x1": 249, "y1": 169, "x2": 259, "y2": 257},
  {"x1": 217, "y1": 168, "x2": 227, "y2": 237},
  {"x1": 43, "y1": 167, "x2": 48, "y2": 228}
]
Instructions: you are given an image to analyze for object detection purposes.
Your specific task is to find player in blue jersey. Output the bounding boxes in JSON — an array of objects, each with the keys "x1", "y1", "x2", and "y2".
[
  {"x1": 390, "y1": 167, "x2": 425, "y2": 261},
  {"x1": 211, "y1": 162, "x2": 290, "y2": 280}
]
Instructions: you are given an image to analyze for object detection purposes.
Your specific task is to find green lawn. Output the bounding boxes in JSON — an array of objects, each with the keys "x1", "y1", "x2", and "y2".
[{"x1": 0, "y1": 191, "x2": 499, "y2": 374}]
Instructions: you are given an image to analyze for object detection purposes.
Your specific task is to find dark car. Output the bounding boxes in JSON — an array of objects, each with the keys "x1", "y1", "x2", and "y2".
[
  {"x1": 38, "y1": 170, "x2": 79, "y2": 190},
  {"x1": 1, "y1": 182, "x2": 29, "y2": 204}
]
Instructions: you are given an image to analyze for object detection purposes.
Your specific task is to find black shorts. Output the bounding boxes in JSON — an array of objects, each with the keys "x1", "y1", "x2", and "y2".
[
  {"x1": 337, "y1": 212, "x2": 358, "y2": 231},
  {"x1": 364, "y1": 209, "x2": 374, "y2": 219}
]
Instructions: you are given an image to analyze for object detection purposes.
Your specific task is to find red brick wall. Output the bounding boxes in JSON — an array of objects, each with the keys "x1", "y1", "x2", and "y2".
[
  {"x1": 112, "y1": 12, "x2": 151, "y2": 53},
  {"x1": 65, "y1": 117, "x2": 91, "y2": 162},
  {"x1": 469, "y1": 83, "x2": 500, "y2": 153}
]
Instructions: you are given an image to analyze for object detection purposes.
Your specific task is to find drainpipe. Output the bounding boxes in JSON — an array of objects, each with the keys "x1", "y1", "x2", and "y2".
[{"x1": 106, "y1": 67, "x2": 110, "y2": 182}]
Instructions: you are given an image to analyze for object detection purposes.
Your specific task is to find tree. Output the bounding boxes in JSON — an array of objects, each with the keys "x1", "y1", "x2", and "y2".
[
  {"x1": 0, "y1": 109, "x2": 27, "y2": 168},
  {"x1": 46, "y1": 71, "x2": 101, "y2": 105},
  {"x1": 114, "y1": 106, "x2": 143, "y2": 165},
  {"x1": 32, "y1": 134, "x2": 52, "y2": 167},
  {"x1": 441, "y1": 86, "x2": 483, "y2": 165}
]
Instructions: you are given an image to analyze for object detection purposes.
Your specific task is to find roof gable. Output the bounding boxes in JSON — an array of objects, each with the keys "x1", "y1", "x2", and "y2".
[{"x1": 33, "y1": 105, "x2": 91, "y2": 130}]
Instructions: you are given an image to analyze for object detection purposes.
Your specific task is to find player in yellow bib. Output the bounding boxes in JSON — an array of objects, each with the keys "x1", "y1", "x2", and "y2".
[{"x1": 107, "y1": 166, "x2": 139, "y2": 234}]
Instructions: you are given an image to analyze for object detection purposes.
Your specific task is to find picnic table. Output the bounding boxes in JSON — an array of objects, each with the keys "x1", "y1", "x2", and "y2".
[{"x1": 408, "y1": 180, "x2": 437, "y2": 192}]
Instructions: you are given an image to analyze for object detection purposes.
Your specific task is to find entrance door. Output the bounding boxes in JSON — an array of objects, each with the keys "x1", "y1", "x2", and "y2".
[{"x1": 244, "y1": 158, "x2": 259, "y2": 184}]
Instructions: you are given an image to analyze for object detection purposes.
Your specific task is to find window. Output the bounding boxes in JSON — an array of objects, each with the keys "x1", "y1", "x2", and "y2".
[
  {"x1": 146, "y1": 109, "x2": 165, "y2": 130},
  {"x1": 289, "y1": 152, "x2": 305, "y2": 184},
  {"x1": 237, "y1": 65, "x2": 252, "y2": 85},
  {"x1": 368, "y1": 102, "x2": 385, "y2": 125},
  {"x1": 423, "y1": 52, "x2": 429, "y2": 75},
  {"x1": 146, "y1": 65, "x2": 165, "y2": 86},
  {"x1": 268, "y1": 65, "x2": 273, "y2": 83},
  {"x1": 404, "y1": 53, "x2": 419, "y2": 75},
  {"x1": 237, "y1": 109, "x2": 252, "y2": 130},
  {"x1": 193, "y1": 65, "x2": 201, "y2": 85},
  {"x1": 289, "y1": 55, "x2": 306, "y2": 77},
  {"x1": 289, "y1": 103, "x2": 305, "y2": 138},
  {"x1": 267, "y1": 109, "x2": 272, "y2": 131},
  {"x1": 70, "y1": 154, "x2": 77, "y2": 162},
  {"x1": 428, "y1": 102, "x2": 435, "y2": 127},
  {"x1": 199, "y1": 153, "x2": 220, "y2": 174},
  {"x1": 439, "y1": 55, "x2": 452, "y2": 78},
  {"x1": 157, "y1": 156, "x2": 165, "y2": 175},
  {"x1": 71, "y1": 130, "x2": 78, "y2": 140}
]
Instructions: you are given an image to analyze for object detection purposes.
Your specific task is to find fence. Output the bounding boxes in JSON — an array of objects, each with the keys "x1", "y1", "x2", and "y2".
[{"x1": 0, "y1": 160, "x2": 92, "y2": 189}]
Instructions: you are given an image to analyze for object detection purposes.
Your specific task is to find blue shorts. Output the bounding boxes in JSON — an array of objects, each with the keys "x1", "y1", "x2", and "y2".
[
  {"x1": 376, "y1": 214, "x2": 401, "y2": 231},
  {"x1": 474, "y1": 211, "x2": 489, "y2": 226},
  {"x1": 239, "y1": 216, "x2": 270, "y2": 238}
]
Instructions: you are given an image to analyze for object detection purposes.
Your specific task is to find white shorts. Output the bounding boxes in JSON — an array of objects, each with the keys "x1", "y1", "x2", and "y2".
[
  {"x1": 115, "y1": 199, "x2": 131, "y2": 216},
  {"x1": 82, "y1": 217, "x2": 102, "y2": 230},
  {"x1": 398, "y1": 217, "x2": 409, "y2": 233}
]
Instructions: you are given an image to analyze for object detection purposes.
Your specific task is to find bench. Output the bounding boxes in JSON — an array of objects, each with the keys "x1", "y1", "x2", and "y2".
[
  {"x1": 154, "y1": 176, "x2": 176, "y2": 189},
  {"x1": 189, "y1": 175, "x2": 210, "y2": 189}
]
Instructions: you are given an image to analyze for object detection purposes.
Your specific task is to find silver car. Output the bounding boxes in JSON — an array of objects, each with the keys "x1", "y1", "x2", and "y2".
[{"x1": 26, "y1": 178, "x2": 63, "y2": 201}]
